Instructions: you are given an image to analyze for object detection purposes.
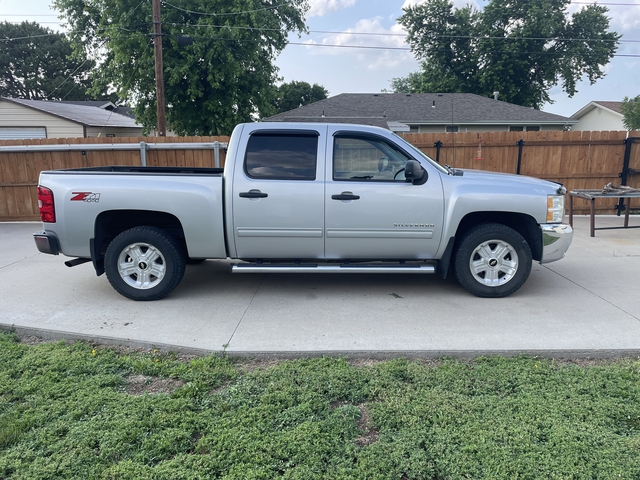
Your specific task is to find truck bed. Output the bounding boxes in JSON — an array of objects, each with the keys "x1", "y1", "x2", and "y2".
[{"x1": 45, "y1": 166, "x2": 224, "y2": 175}]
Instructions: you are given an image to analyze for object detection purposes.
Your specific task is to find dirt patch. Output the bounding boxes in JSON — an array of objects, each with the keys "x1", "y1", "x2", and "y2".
[
  {"x1": 234, "y1": 357, "x2": 284, "y2": 373},
  {"x1": 347, "y1": 358, "x2": 444, "y2": 369},
  {"x1": 550, "y1": 358, "x2": 628, "y2": 368},
  {"x1": 348, "y1": 358, "x2": 383, "y2": 368},
  {"x1": 331, "y1": 401, "x2": 380, "y2": 446},
  {"x1": 18, "y1": 335, "x2": 58, "y2": 346},
  {"x1": 354, "y1": 404, "x2": 380, "y2": 447},
  {"x1": 125, "y1": 374, "x2": 184, "y2": 396}
]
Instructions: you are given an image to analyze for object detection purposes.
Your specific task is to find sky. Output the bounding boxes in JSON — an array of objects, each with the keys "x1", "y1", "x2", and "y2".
[{"x1": 2, "y1": 0, "x2": 639, "y2": 118}]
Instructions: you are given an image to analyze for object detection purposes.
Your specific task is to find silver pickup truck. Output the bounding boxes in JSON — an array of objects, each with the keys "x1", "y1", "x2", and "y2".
[{"x1": 34, "y1": 122, "x2": 573, "y2": 300}]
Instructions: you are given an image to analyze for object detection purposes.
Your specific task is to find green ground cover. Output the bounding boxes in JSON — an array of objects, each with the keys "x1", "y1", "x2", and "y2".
[{"x1": 1, "y1": 330, "x2": 639, "y2": 479}]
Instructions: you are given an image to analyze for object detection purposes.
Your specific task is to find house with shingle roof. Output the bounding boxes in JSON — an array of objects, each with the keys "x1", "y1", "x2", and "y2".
[
  {"x1": 264, "y1": 93, "x2": 576, "y2": 133},
  {"x1": 0, "y1": 97, "x2": 142, "y2": 139},
  {"x1": 570, "y1": 101, "x2": 626, "y2": 131},
  {"x1": 57, "y1": 100, "x2": 137, "y2": 120}
]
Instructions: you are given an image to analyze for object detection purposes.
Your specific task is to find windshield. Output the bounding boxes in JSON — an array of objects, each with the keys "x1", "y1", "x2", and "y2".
[{"x1": 391, "y1": 133, "x2": 450, "y2": 175}]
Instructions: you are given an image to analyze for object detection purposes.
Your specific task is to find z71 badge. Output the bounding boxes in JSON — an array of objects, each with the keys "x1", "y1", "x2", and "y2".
[{"x1": 70, "y1": 192, "x2": 101, "y2": 203}]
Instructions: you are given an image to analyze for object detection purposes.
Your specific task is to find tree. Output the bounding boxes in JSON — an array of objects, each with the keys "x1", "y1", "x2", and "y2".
[
  {"x1": 621, "y1": 96, "x2": 640, "y2": 131},
  {"x1": 54, "y1": 0, "x2": 310, "y2": 135},
  {"x1": 394, "y1": 0, "x2": 620, "y2": 108},
  {"x1": 0, "y1": 21, "x2": 104, "y2": 100},
  {"x1": 267, "y1": 80, "x2": 329, "y2": 116}
]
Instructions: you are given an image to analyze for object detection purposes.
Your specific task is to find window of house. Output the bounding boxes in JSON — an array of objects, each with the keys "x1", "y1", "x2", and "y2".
[
  {"x1": 0, "y1": 127, "x2": 46, "y2": 140},
  {"x1": 244, "y1": 132, "x2": 318, "y2": 180},
  {"x1": 510, "y1": 126, "x2": 540, "y2": 132},
  {"x1": 333, "y1": 134, "x2": 412, "y2": 182},
  {"x1": 446, "y1": 126, "x2": 459, "y2": 133}
]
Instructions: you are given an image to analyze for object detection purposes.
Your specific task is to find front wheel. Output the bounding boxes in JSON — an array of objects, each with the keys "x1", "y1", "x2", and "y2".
[
  {"x1": 105, "y1": 227, "x2": 186, "y2": 301},
  {"x1": 452, "y1": 223, "x2": 532, "y2": 298}
]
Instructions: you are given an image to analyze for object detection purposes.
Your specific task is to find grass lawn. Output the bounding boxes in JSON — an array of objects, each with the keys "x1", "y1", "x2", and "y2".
[{"x1": 1, "y1": 329, "x2": 639, "y2": 479}]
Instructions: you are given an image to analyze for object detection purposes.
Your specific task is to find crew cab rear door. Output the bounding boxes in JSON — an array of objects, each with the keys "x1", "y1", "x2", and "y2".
[
  {"x1": 231, "y1": 125, "x2": 326, "y2": 259},
  {"x1": 324, "y1": 128, "x2": 444, "y2": 259}
]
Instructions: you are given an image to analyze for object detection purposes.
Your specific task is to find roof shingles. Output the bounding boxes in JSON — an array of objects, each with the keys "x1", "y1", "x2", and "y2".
[
  {"x1": 2, "y1": 98, "x2": 139, "y2": 128},
  {"x1": 266, "y1": 93, "x2": 572, "y2": 127}
]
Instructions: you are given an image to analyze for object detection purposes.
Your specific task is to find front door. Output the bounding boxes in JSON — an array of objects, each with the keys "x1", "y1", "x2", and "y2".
[{"x1": 325, "y1": 129, "x2": 444, "y2": 260}]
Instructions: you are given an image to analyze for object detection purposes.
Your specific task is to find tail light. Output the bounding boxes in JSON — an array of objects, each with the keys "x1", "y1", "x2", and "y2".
[{"x1": 37, "y1": 186, "x2": 56, "y2": 223}]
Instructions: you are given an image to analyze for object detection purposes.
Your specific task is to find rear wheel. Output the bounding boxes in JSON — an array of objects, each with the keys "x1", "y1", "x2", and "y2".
[
  {"x1": 453, "y1": 223, "x2": 532, "y2": 298},
  {"x1": 105, "y1": 226, "x2": 186, "y2": 301}
]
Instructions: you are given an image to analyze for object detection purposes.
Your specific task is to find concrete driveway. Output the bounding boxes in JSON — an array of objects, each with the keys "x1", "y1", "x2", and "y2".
[{"x1": 1, "y1": 217, "x2": 639, "y2": 357}]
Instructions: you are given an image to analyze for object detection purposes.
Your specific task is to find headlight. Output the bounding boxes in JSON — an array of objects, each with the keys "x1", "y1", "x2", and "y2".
[{"x1": 547, "y1": 195, "x2": 565, "y2": 223}]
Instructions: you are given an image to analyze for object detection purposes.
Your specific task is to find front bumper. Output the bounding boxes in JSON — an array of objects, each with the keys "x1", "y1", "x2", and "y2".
[
  {"x1": 540, "y1": 223, "x2": 573, "y2": 264},
  {"x1": 33, "y1": 231, "x2": 60, "y2": 255}
]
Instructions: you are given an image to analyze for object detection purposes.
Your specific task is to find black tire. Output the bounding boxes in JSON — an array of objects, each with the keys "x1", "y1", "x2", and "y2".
[
  {"x1": 104, "y1": 226, "x2": 186, "y2": 301},
  {"x1": 452, "y1": 223, "x2": 532, "y2": 298}
]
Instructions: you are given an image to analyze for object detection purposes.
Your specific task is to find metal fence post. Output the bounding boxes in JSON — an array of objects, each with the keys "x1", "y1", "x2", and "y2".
[
  {"x1": 616, "y1": 137, "x2": 638, "y2": 215},
  {"x1": 434, "y1": 140, "x2": 443, "y2": 164},
  {"x1": 213, "y1": 141, "x2": 221, "y2": 168},
  {"x1": 516, "y1": 139, "x2": 525, "y2": 175},
  {"x1": 139, "y1": 141, "x2": 147, "y2": 166}
]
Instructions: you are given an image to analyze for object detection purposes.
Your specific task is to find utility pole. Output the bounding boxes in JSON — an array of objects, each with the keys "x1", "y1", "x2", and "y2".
[{"x1": 152, "y1": 0, "x2": 167, "y2": 136}]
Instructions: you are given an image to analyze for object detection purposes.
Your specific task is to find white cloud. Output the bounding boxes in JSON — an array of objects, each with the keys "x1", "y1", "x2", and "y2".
[
  {"x1": 568, "y1": 1, "x2": 640, "y2": 32},
  {"x1": 307, "y1": 0, "x2": 357, "y2": 18},
  {"x1": 303, "y1": 17, "x2": 416, "y2": 72},
  {"x1": 605, "y1": 4, "x2": 640, "y2": 32}
]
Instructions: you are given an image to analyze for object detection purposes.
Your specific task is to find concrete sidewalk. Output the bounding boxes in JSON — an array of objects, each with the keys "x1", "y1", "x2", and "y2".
[{"x1": 1, "y1": 217, "x2": 639, "y2": 357}]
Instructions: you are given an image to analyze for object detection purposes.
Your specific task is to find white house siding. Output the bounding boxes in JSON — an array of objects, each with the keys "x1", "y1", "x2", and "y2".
[
  {"x1": 0, "y1": 101, "x2": 83, "y2": 138},
  {"x1": 415, "y1": 124, "x2": 564, "y2": 133},
  {"x1": 573, "y1": 108, "x2": 625, "y2": 131},
  {"x1": 85, "y1": 126, "x2": 143, "y2": 137}
]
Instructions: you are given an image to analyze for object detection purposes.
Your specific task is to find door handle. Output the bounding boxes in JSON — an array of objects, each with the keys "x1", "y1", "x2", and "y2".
[
  {"x1": 331, "y1": 192, "x2": 360, "y2": 201},
  {"x1": 239, "y1": 189, "x2": 268, "y2": 198}
]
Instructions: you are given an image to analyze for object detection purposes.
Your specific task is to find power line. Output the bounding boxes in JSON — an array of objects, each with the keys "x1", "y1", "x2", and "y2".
[
  {"x1": 162, "y1": 1, "x2": 293, "y2": 16},
  {"x1": 273, "y1": 41, "x2": 640, "y2": 57},
  {"x1": 2, "y1": 29, "x2": 637, "y2": 46},
  {"x1": 0, "y1": 29, "x2": 634, "y2": 45},
  {"x1": 180, "y1": 24, "x2": 640, "y2": 44},
  {"x1": 5, "y1": 21, "x2": 65, "y2": 25},
  {"x1": 1, "y1": 18, "x2": 637, "y2": 45},
  {"x1": 165, "y1": 23, "x2": 638, "y2": 44},
  {"x1": 3, "y1": 31, "x2": 636, "y2": 57},
  {"x1": 184, "y1": 34, "x2": 639, "y2": 56},
  {"x1": 571, "y1": 1, "x2": 640, "y2": 4},
  {"x1": 5, "y1": 0, "x2": 640, "y2": 18},
  {"x1": 0, "y1": 22, "x2": 150, "y2": 42}
]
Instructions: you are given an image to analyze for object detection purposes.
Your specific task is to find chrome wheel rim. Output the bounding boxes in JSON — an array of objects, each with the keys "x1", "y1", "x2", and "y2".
[
  {"x1": 469, "y1": 239, "x2": 519, "y2": 287},
  {"x1": 117, "y1": 242, "x2": 166, "y2": 289}
]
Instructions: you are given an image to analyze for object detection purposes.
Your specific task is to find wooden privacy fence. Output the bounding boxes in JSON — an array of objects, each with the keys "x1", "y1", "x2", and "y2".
[
  {"x1": 0, "y1": 136, "x2": 229, "y2": 221},
  {"x1": 1, "y1": 130, "x2": 639, "y2": 221},
  {"x1": 403, "y1": 130, "x2": 640, "y2": 215}
]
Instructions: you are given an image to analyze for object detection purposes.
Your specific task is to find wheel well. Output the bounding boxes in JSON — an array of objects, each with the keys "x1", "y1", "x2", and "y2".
[
  {"x1": 93, "y1": 211, "x2": 186, "y2": 266},
  {"x1": 453, "y1": 212, "x2": 542, "y2": 261}
]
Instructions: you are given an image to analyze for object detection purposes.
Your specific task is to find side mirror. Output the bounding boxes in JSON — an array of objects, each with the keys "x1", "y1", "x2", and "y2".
[{"x1": 404, "y1": 160, "x2": 428, "y2": 185}]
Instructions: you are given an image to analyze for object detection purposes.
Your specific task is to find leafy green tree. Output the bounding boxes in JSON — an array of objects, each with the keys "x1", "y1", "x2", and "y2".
[
  {"x1": 0, "y1": 21, "x2": 102, "y2": 100},
  {"x1": 54, "y1": 0, "x2": 310, "y2": 135},
  {"x1": 394, "y1": 0, "x2": 620, "y2": 108},
  {"x1": 267, "y1": 80, "x2": 329, "y2": 116},
  {"x1": 621, "y1": 95, "x2": 640, "y2": 131}
]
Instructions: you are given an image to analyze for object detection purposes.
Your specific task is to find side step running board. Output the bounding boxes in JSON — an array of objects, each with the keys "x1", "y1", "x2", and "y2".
[{"x1": 231, "y1": 263, "x2": 436, "y2": 274}]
